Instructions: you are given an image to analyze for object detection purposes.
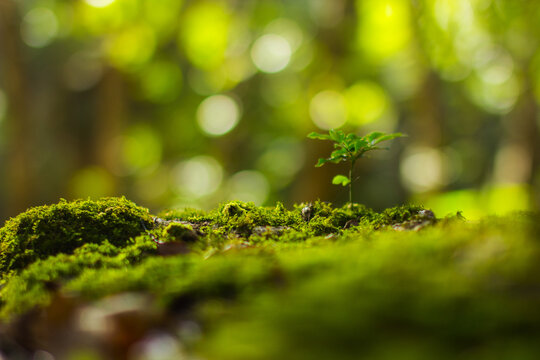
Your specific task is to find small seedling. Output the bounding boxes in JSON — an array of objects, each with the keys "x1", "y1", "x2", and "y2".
[{"x1": 308, "y1": 129, "x2": 404, "y2": 204}]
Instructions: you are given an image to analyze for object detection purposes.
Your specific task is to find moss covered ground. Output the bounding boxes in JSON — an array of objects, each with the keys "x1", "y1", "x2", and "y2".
[{"x1": 0, "y1": 197, "x2": 539, "y2": 359}]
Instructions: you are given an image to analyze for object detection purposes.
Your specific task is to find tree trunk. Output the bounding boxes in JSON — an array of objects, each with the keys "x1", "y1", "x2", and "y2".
[{"x1": 0, "y1": 0, "x2": 35, "y2": 218}]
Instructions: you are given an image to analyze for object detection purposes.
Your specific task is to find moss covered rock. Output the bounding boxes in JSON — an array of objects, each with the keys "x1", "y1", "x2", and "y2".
[
  {"x1": 2, "y1": 210, "x2": 539, "y2": 360},
  {"x1": 162, "y1": 222, "x2": 198, "y2": 243},
  {"x1": 2, "y1": 198, "x2": 465, "y2": 359},
  {"x1": 0, "y1": 197, "x2": 153, "y2": 277}
]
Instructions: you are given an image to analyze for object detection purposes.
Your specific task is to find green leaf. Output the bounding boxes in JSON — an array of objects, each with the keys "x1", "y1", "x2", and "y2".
[
  {"x1": 345, "y1": 133, "x2": 359, "y2": 147},
  {"x1": 332, "y1": 175, "x2": 350, "y2": 186},
  {"x1": 329, "y1": 129, "x2": 345, "y2": 143},
  {"x1": 307, "y1": 132, "x2": 331, "y2": 140},
  {"x1": 361, "y1": 146, "x2": 386, "y2": 156},
  {"x1": 352, "y1": 139, "x2": 368, "y2": 152},
  {"x1": 364, "y1": 132, "x2": 385, "y2": 144},
  {"x1": 371, "y1": 132, "x2": 404, "y2": 145},
  {"x1": 315, "y1": 158, "x2": 330, "y2": 167},
  {"x1": 330, "y1": 148, "x2": 348, "y2": 159}
]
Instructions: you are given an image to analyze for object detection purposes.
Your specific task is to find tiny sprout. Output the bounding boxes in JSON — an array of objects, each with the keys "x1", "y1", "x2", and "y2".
[{"x1": 308, "y1": 129, "x2": 404, "y2": 204}]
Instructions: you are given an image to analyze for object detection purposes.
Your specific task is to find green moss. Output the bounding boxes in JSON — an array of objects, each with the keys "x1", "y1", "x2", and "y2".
[
  {"x1": 0, "y1": 199, "x2": 433, "y2": 320},
  {"x1": 0, "y1": 197, "x2": 152, "y2": 278},
  {"x1": 301, "y1": 202, "x2": 371, "y2": 235},
  {"x1": 162, "y1": 222, "x2": 198, "y2": 242},
  {"x1": 3, "y1": 212, "x2": 538, "y2": 359},
  {"x1": 2, "y1": 197, "x2": 540, "y2": 359},
  {"x1": 210, "y1": 201, "x2": 302, "y2": 235},
  {"x1": 156, "y1": 201, "x2": 430, "y2": 243},
  {"x1": 158, "y1": 207, "x2": 210, "y2": 222},
  {"x1": 0, "y1": 233, "x2": 157, "y2": 317},
  {"x1": 196, "y1": 214, "x2": 540, "y2": 360},
  {"x1": 7, "y1": 197, "x2": 504, "y2": 359}
]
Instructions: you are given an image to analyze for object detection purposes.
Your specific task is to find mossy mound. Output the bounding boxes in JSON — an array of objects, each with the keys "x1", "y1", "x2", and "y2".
[
  {"x1": 162, "y1": 222, "x2": 198, "y2": 243},
  {"x1": 0, "y1": 197, "x2": 153, "y2": 278},
  {"x1": 4, "y1": 199, "x2": 538, "y2": 359}
]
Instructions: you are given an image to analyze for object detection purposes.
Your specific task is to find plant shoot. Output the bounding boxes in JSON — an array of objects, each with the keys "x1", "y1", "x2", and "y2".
[{"x1": 308, "y1": 129, "x2": 404, "y2": 204}]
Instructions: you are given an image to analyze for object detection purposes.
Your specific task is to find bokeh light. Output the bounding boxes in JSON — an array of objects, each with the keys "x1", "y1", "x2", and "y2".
[
  {"x1": 264, "y1": 18, "x2": 304, "y2": 52},
  {"x1": 257, "y1": 139, "x2": 305, "y2": 188},
  {"x1": 129, "y1": 333, "x2": 184, "y2": 360},
  {"x1": 84, "y1": 0, "x2": 115, "y2": 8},
  {"x1": 475, "y1": 48, "x2": 514, "y2": 85},
  {"x1": 357, "y1": 0, "x2": 411, "y2": 62},
  {"x1": 84, "y1": 0, "x2": 117, "y2": 8},
  {"x1": 400, "y1": 146, "x2": 449, "y2": 193},
  {"x1": 381, "y1": 50, "x2": 424, "y2": 99},
  {"x1": 465, "y1": 73, "x2": 520, "y2": 114},
  {"x1": 179, "y1": 2, "x2": 230, "y2": 70},
  {"x1": 138, "y1": 60, "x2": 183, "y2": 103},
  {"x1": 197, "y1": 95, "x2": 241, "y2": 136},
  {"x1": 251, "y1": 34, "x2": 292, "y2": 73},
  {"x1": 227, "y1": 170, "x2": 270, "y2": 205},
  {"x1": 171, "y1": 156, "x2": 223, "y2": 198},
  {"x1": 107, "y1": 26, "x2": 156, "y2": 70},
  {"x1": 345, "y1": 82, "x2": 390, "y2": 125},
  {"x1": 120, "y1": 125, "x2": 163, "y2": 175},
  {"x1": 493, "y1": 144, "x2": 531, "y2": 184},
  {"x1": 77, "y1": 0, "x2": 128, "y2": 34},
  {"x1": 309, "y1": 90, "x2": 347, "y2": 130},
  {"x1": 21, "y1": 8, "x2": 58, "y2": 48},
  {"x1": 433, "y1": 0, "x2": 472, "y2": 31}
]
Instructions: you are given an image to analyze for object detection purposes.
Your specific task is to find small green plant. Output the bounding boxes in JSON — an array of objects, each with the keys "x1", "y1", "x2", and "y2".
[{"x1": 308, "y1": 129, "x2": 404, "y2": 204}]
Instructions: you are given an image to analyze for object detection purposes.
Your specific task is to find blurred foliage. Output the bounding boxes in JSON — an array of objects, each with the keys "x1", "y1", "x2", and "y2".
[{"x1": 0, "y1": 0, "x2": 539, "y2": 220}]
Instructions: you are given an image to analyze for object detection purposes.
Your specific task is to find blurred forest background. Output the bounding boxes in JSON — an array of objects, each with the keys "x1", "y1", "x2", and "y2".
[{"x1": 0, "y1": 0, "x2": 539, "y2": 222}]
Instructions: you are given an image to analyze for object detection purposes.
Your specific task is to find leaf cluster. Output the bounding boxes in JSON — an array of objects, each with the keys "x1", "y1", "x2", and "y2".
[{"x1": 308, "y1": 129, "x2": 404, "y2": 186}]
